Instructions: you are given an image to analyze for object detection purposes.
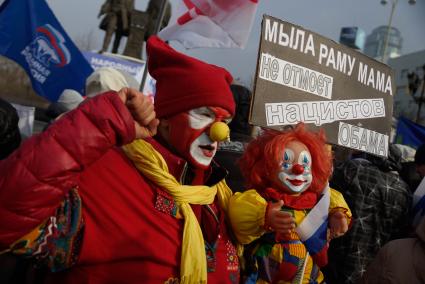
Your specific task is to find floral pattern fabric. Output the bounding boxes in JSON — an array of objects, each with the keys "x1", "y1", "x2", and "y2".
[{"x1": 8, "y1": 188, "x2": 84, "y2": 272}]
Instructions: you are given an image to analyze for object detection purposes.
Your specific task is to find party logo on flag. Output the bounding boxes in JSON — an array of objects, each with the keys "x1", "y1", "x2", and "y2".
[
  {"x1": 21, "y1": 24, "x2": 71, "y2": 84},
  {"x1": 32, "y1": 24, "x2": 71, "y2": 67},
  {"x1": 0, "y1": 0, "x2": 93, "y2": 101}
]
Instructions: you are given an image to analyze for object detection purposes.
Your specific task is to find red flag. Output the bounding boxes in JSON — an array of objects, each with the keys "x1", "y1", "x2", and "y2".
[{"x1": 158, "y1": 0, "x2": 259, "y2": 49}]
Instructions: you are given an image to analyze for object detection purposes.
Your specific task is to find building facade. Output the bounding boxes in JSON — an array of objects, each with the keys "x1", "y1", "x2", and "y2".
[
  {"x1": 365, "y1": 26, "x2": 403, "y2": 60},
  {"x1": 388, "y1": 49, "x2": 425, "y2": 125}
]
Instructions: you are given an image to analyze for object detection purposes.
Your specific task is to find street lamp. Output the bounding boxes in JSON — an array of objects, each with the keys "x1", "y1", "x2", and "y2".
[{"x1": 380, "y1": 0, "x2": 416, "y2": 63}]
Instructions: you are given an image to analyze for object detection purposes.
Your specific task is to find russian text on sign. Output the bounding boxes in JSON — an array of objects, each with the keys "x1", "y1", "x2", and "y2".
[
  {"x1": 338, "y1": 122, "x2": 388, "y2": 157},
  {"x1": 265, "y1": 98, "x2": 385, "y2": 126},
  {"x1": 260, "y1": 53, "x2": 333, "y2": 100},
  {"x1": 264, "y1": 18, "x2": 316, "y2": 57}
]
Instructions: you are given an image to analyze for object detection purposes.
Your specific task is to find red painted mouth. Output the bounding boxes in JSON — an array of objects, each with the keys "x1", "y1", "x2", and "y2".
[
  {"x1": 287, "y1": 179, "x2": 305, "y2": 186},
  {"x1": 199, "y1": 144, "x2": 215, "y2": 157}
]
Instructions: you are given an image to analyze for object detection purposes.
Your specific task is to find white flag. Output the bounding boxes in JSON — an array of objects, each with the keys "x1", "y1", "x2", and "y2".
[
  {"x1": 412, "y1": 177, "x2": 425, "y2": 227},
  {"x1": 158, "y1": 0, "x2": 259, "y2": 49},
  {"x1": 12, "y1": 103, "x2": 35, "y2": 138}
]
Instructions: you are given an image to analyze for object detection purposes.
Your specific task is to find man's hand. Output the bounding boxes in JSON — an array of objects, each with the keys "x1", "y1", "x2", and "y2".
[
  {"x1": 117, "y1": 88, "x2": 159, "y2": 139},
  {"x1": 328, "y1": 210, "x2": 349, "y2": 239},
  {"x1": 265, "y1": 200, "x2": 295, "y2": 236}
]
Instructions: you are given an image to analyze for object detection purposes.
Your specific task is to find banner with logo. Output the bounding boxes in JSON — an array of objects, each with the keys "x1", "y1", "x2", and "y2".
[
  {"x1": 0, "y1": 0, "x2": 93, "y2": 102},
  {"x1": 250, "y1": 15, "x2": 395, "y2": 157},
  {"x1": 83, "y1": 51, "x2": 157, "y2": 100},
  {"x1": 83, "y1": 52, "x2": 145, "y2": 84}
]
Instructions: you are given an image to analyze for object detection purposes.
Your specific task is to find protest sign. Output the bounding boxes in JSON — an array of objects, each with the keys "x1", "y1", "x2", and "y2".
[
  {"x1": 83, "y1": 52, "x2": 144, "y2": 83},
  {"x1": 251, "y1": 15, "x2": 395, "y2": 157},
  {"x1": 83, "y1": 51, "x2": 156, "y2": 99}
]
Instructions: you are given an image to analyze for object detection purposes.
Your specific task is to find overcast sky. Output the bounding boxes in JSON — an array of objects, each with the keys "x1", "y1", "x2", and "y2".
[{"x1": 34, "y1": 0, "x2": 425, "y2": 85}]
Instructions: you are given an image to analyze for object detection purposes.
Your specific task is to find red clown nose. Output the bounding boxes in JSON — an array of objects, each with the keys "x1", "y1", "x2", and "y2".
[{"x1": 292, "y1": 164, "x2": 304, "y2": 175}]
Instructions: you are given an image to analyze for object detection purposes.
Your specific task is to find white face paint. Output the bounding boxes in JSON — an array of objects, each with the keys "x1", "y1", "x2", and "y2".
[
  {"x1": 168, "y1": 106, "x2": 231, "y2": 169},
  {"x1": 188, "y1": 107, "x2": 232, "y2": 129},
  {"x1": 189, "y1": 132, "x2": 218, "y2": 166},
  {"x1": 278, "y1": 144, "x2": 313, "y2": 194},
  {"x1": 188, "y1": 107, "x2": 215, "y2": 129},
  {"x1": 179, "y1": 107, "x2": 232, "y2": 168}
]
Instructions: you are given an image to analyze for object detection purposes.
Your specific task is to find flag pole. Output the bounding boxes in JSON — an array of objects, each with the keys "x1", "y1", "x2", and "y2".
[{"x1": 139, "y1": 0, "x2": 168, "y2": 91}]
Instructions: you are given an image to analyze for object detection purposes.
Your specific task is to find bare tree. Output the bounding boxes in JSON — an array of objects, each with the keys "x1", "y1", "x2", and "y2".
[
  {"x1": 0, "y1": 56, "x2": 49, "y2": 108},
  {"x1": 74, "y1": 30, "x2": 99, "y2": 52}
]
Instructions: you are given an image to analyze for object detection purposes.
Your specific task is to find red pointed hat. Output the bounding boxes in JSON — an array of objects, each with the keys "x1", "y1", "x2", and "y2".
[{"x1": 147, "y1": 36, "x2": 235, "y2": 118}]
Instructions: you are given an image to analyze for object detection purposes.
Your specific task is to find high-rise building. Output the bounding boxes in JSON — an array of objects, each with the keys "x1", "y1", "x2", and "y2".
[
  {"x1": 339, "y1": 27, "x2": 366, "y2": 51},
  {"x1": 364, "y1": 26, "x2": 403, "y2": 60}
]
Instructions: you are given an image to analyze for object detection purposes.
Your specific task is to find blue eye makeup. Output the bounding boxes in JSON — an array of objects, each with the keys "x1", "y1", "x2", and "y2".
[
  {"x1": 298, "y1": 151, "x2": 312, "y2": 173},
  {"x1": 282, "y1": 149, "x2": 295, "y2": 170}
]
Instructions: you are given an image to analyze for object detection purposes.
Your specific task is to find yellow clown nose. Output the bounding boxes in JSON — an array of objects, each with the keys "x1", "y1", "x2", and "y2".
[{"x1": 209, "y1": 122, "x2": 230, "y2": 142}]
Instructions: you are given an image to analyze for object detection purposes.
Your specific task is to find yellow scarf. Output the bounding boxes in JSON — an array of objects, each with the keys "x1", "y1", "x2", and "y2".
[{"x1": 122, "y1": 139, "x2": 233, "y2": 284}]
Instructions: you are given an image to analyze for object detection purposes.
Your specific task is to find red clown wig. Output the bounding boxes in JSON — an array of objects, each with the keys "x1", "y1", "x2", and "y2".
[{"x1": 240, "y1": 123, "x2": 332, "y2": 194}]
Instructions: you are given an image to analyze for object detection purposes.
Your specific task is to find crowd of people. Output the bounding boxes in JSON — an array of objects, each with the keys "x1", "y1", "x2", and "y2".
[{"x1": 0, "y1": 36, "x2": 424, "y2": 284}]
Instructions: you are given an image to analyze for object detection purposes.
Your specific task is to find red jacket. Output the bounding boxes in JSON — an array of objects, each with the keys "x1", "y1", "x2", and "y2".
[{"x1": 0, "y1": 92, "x2": 239, "y2": 283}]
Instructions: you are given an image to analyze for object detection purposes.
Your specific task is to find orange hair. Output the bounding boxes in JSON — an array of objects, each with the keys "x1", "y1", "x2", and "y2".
[{"x1": 239, "y1": 123, "x2": 332, "y2": 193}]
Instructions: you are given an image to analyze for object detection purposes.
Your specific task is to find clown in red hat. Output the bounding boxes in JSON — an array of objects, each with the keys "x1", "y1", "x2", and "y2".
[{"x1": 0, "y1": 36, "x2": 240, "y2": 283}]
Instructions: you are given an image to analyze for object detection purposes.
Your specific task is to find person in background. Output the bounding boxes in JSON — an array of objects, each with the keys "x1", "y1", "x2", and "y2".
[
  {"x1": 394, "y1": 143, "x2": 422, "y2": 193},
  {"x1": 85, "y1": 67, "x2": 139, "y2": 98},
  {"x1": 0, "y1": 98, "x2": 21, "y2": 160},
  {"x1": 411, "y1": 144, "x2": 425, "y2": 228},
  {"x1": 0, "y1": 36, "x2": 239, "y2": 283},
  {"x1": 44, "y1": 68, "x2": 138, "y2": 130},
  {"x1": 360, "y1": 215, "x2": 425, "y2": 284},
  {"x1": 0, "y1": 98, "x2": 24, "y2": 284},
  {"x1": 324, "y1": 144, "x2": 412, "y2": 284},
  {"x1": 45, "y1": 89, "x2": 84, "y2": 121},
  {"x1": 215, "y1": 84, "x2": 253, "y2": 192}
]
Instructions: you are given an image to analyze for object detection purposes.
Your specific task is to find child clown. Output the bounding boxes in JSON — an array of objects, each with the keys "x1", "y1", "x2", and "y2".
[{"x1": 229, "y1": 124, "x2": 351, "y2": 283}]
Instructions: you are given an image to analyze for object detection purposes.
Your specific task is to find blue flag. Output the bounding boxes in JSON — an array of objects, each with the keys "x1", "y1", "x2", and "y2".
[
  {"x1": 0, "y1": 0, "x2": 93, "y2": 101},
  {"x1": 395, "y1": 116, "x2": 425, "y2": 149}
]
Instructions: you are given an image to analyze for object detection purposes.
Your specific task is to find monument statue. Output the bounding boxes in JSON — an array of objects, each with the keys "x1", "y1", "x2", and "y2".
[
  {"x1": 144, "y1": 0, "x2": 172, "y2": 40},
  {"x1": 98, "y1": 0, "x2": 172, "y2": 59},
  {"x1": 123, "y1": 0, "x2": 171, "y2": 59},
  {"x1": 98, "y1": 0, "x2": 135, "y2": 54}
]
